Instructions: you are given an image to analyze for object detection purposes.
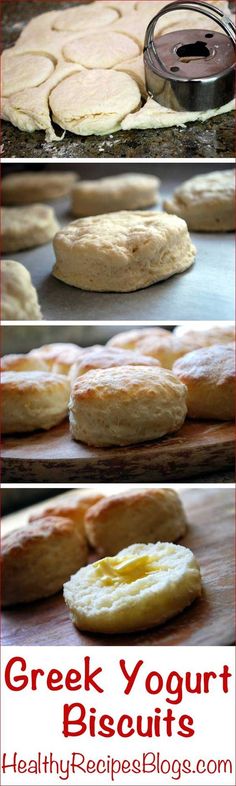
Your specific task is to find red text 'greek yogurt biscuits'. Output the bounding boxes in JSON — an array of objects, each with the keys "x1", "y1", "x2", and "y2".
[
  {"x1": 164, "y1": 169, "x2": 235, "y2": 232},
  {"x1": 1, "y1": 353, "x2": 47, "y2": 373},
  {"x1": 1, "y1": 371, "x2": 70, "y2": 434},
  {"x1": 173, "y1": 344, "x2": 235, "y2": 421},
  {"x1": 71, "y1": 173, "x2": 160, "y2": 217},
  {"x1": 29, "y1": 491, "x2": 105, "y2": 536},
  {"x1": 2, "y1": 171, "x2": 78, "y2": 205},
  {"x1": 1, "y1": 259, "x2": 42, "y2": 321},
  {"x1": 2, "y1": 204, "x2": 59, "y2": 253},
  {"x1": 69, "y1": 365, "x2": 187, "y2": 447},
  {"x1": 29, "y1": 343, "x2": 84, "y2": 375},
  {"x1": 63, "y1": 542, "x2": 202, "y2": 634},
  {"x1": 70, "y1": 345, "x2": 160, "y2": 382},
  {"x1": 1, "y1": 515, "x2": 88, "y2": 606},
  {"x1": 85, "y1": 488, "x2": 188, "y2": 556},
  {"x1": 53, "y1": 211, "x2": 196, "y2": 293}
]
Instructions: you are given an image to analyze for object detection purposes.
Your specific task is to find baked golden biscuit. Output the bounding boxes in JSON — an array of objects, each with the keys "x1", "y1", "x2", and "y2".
[
  {"x1": 1, "y1": 259, "x2": 42, "y2": 320},
  {"x1": 164, "y1": 169, "x2": 235, "y2": 232},
  {"x1": 64, "y1": 542, "x2": 201, "y2": 634},
  {"x1": 71, "y1": 173, "x2": 160, "y2": 216},
  {"x1": 85, "y1": 488, "x2": 187, "y2": 556},
  {"x1": 29, "y1": 343, "x2": 83, "y2": 374},
  {"x1": 174, "y1": 323, "x2": 235, "y2": 346},
  {"x1": 70, "y1": 345, "x2": 160, "y2": 382},
  {"x1": 29, "y1": 490, "x2": 105, "y2": 534},
  {"x1": 1, "y1": 353, "x2": 47, "y2": 373},
  {"x1": 1, "y1": 515, "x2": 88, "y2": 606},
  {"x1": 173, "y1": 344, "x2": 235, "y2": 421},
  {"x1": 108, "y1": 328, "x2": 203, "y2": 369},
  {"x1": 2, "y1": 171, "x2": 77, "y2": 205},
  {"x1": 52, "y1": 211, "x2": 196, "y2": 292},
  {"x1": 2, "y1": 204, "x2": 59, "y2": 253},
  {"x1": 1, "y1": 371, "x2": 70, "y2": 434},
  {"x1": 69, "y1": 365, "x2": 187, "y2": 447}
]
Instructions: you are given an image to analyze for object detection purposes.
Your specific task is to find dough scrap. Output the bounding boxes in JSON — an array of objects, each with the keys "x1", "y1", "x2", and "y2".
[
  {"x1": 49, "y1": 69, "x2": 141, "y2": 135},
  {"x1": 1, "y1": 260, "x2": 42, "y2": 321},
  {"x1": 1, "y1": 0, "x2": 233, "y2": 140},
  {"x1": 164, "y1": 169, "x2": 235, "y2": 232},
  {"x1": 53, "y1": 210, "x2": 196, "y2": 292},
  {"x1": 2, "y1": 204, "x2": 59, "y2": 253},
  {"x1": 71, "y1": 173, "x2": 160, "y2": 216},
  {"x1": 64, "y1": 542, "x2": 201, "y2": 634},
  {"x1": 63, "y1": 31, "x2": 140, "y2": 69}
]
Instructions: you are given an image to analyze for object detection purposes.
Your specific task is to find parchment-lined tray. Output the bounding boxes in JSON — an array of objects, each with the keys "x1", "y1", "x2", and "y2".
[{"x1": 1, "y1": 488, "x2": 234, "y2": 646}]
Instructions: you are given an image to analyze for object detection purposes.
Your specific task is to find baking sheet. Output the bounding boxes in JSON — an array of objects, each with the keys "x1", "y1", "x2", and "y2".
[
  {"x1": 2, "y1": 0, "x2": 235, "y2": 159},
  {"x1": 2, "y1": 174, "x2": 234, "y2": 321}
]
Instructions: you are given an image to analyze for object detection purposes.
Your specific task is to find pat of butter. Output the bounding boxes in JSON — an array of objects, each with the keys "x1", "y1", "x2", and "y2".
[{"x1": 93, "y1": 554, "x2": 168, "y2": 585}]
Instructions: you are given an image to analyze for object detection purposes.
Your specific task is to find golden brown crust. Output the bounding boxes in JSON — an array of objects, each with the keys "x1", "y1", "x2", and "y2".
[
  {"x1": 70, "y1": 344, "x2": 160, "y2": 380},
  {"x1": 173, "y1": 344, "x2": 235, "y2": 420},
  {"x1": 1, "y1": 371, "x2": 70, "y2": 433},
  {"x1": 29, "y1": 491, "x2": 105, "y2": 533},
  {"x1": 1, "y1": 353, "x2": 47, "y2": 372},
  {"x1": 29, "y1": 343, "x2": 83, "y2": 374}
]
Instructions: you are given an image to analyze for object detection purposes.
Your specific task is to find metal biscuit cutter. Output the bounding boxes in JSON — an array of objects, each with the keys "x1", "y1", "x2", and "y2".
[{"x1": 144, "y1": 1, "x2": 236, "y2": 111}]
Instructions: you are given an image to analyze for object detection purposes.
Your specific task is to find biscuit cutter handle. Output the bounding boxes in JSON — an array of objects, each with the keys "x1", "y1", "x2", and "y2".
[{"x1": 144, "y1": 0, "x2": 236, "y2": 69}]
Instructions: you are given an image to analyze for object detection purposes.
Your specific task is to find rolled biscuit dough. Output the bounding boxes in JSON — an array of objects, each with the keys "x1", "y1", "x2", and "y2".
[
  {"x1": 71, "y1": 173, "x2": 160, "y2": 216},
  {"x1": 2, "y1": 205, "x2": 59, "y2": 253},
  {"x1": 164, "y1": 169, "x2": 235, "y2": 232},
  {"x1": 53, "y1": 211, "x2": 196, "y2": 292}
]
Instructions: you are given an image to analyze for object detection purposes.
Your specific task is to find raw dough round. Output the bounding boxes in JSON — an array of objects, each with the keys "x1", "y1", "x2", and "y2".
[
  {"x1": 64, "y1": 541, "x2": 201, "y2": 634},
  {"x1": 2, "y1": 51, "x2": 54, "y2": 97},
  {"x1": 1, "y1": 515, "x2": 88, "y2": 606},
  {"x1": 63, "y1": 31, "x2": 139, "y2": 69},
  {"x1": 53, "y1": 3, "x2": 118, "y2": 31},
  {"x1": 2, "y1": 171, "x2": 77, "y2": 205},
  {"x1": 49, "y1": 69, "x2": 141, "y2": 135},
  {"x1": 1, "y1": 371, "x2": 70, "y2": 434},
  {"x1": 85, "y1": 488, "x2": 187, "y2": 556},
  {"x1": 69, "y1": 365, "x2": 187, "y2": 447},
  {"x1": 173, "y1": 344, "x2": 235, "y2": 420},
  {"x1": 70, "y1": 345, "x2": 160, "y2": 382},
  {"x1": 71, "y1": 173, "x2": 160, "y2": 216},
  {"x1": 53, "y1": 211, "x2": 196, "y2": 292},
  {"x1": 2, "y1": 205, "x2": 59, "y2": 253},
  {"x1": 164, "y1": 169, "x2": 235, "y2": 232},
  {"x1": 1, "y1": 260, "x2": 42, "y2": 321}
]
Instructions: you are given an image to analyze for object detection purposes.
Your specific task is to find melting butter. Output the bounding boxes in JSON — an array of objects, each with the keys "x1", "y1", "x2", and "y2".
[{"x1": 93, "y1": 554, "x2": 169, "y2": 585}]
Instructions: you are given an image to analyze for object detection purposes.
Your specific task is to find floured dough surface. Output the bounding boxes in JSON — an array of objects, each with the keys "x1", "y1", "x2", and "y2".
[
  {"x1": 71, "y1": 173, "x2": 160, "y2": 216},
  {"x1": 64, "y1": 542, "x2": 201, "y2": 634},
  {"x1": 1, "y1": 260, "x2": 42, "y2": 321},
  {"x1": 49, "y1": 69, "x2": 141, "y2": 136},
  {"x1": 2, "y1": 171, "x2": 77, "y2": 205},
  {"x1": 1, "y1": 0, "x2": 233, "y2": 140},
  {"x1": 53, "y1": 210, "x2": 196, "y2": 292},
  {"x1": 164, "y1": 169, "x2": 235, "y2": 232},
  {"x1": 2, "y1": 204, "x2": 59, "y2": 253}
]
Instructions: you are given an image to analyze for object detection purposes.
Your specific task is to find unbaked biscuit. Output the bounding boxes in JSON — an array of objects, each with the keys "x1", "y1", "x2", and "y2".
[
  {"x1": 69, "y1": 365, "x2": 187, "y2": 447},
  {"x1": 164, "y1": 169, "x2": 235, "y2": 232},
  {"x1": 2, "y1": 204, "x2": 59, "y2": 253},
  {"x1": 173, "y1": 344, "x2": 235, "y2": 420},
  {"x1": 29, "y1": 343, "x2": 84, "y2": 374},
  {"x1": 64, "y1": 541, "x2": 201, "y2": 634},
  {"x1": 29, "y1": 490, "x2": 105, "y2": 534},
  {"x1": 85, "y1": 488, "x2": 187, "y2": 556},
  {"x1": 1, "y1": 260, "x2": 42, "y2": 321},
  {"x1": 1, "y1": 371, "x2": 70, "y2": 434},
  {"x1": 63, "y1": 32, "x2": 140, "y2": 70},
  {"x1": 1, "y1": 515, "x2": 88, "y2": 606},
  {"x1": 70, "y1": 345, "x2": 160, "y2": 382},
  {"x1": 2, "y1": 171, "x2": 77, "y2": 206},
  {"x1": 71, "y1": 174, "x2": 160, "y2": 217},
  {"x1": 53, "y1": 211, "x2": 196, "y2": 292}
]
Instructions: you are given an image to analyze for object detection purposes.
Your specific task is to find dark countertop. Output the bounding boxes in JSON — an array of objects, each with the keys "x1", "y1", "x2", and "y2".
[{"x1": 2, "y1": 0, "x2": 235, "y2": 159}]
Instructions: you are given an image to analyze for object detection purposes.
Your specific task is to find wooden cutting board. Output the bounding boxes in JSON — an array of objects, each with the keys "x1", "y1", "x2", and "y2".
[
  {"x1": 1, "y1": 488, "x2": 234, "y2": 646},
  {"x1": 2, "y1": 420, "x2": 234, "y2": 482}
]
